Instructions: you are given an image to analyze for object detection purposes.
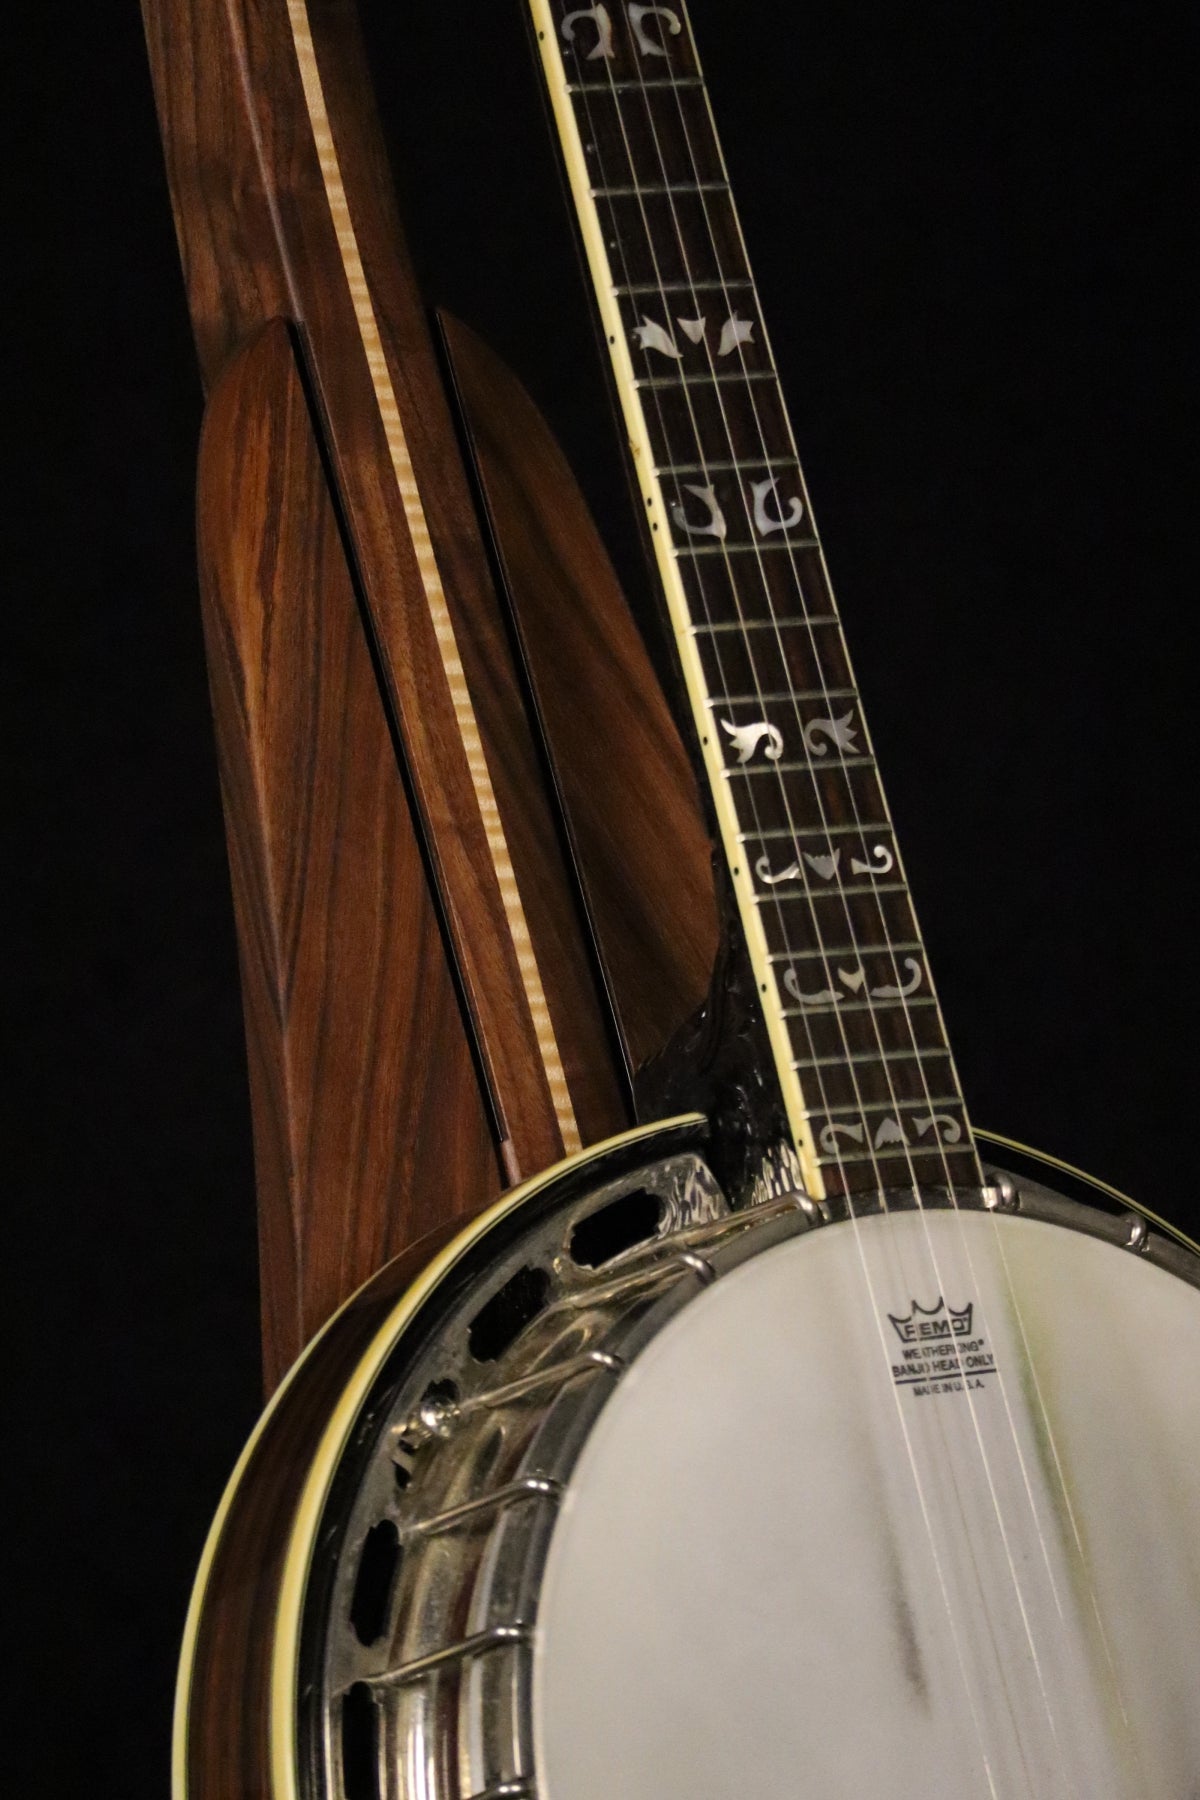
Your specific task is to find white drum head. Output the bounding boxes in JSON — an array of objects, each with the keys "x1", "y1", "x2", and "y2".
[{"x1": 533, "y1": 1206, "x2": 1200, "y2": 1797}]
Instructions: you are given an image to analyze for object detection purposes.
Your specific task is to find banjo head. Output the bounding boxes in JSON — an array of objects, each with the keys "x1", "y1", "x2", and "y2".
[
  {"x1": 535, "y1": 1202, "x2": 1200, "y2": 1798},
  {"x1": 303, "y1": 1142, "x2": 1200, "y2": 1799}
]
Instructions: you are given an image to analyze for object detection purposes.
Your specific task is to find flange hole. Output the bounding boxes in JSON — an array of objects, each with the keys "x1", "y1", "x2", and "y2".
[
  {"x1": 340, "y1": 1682, "x2": 380, "y2": 1799},
  {"x1": 570, "y1": 1187, "x2": 664, "y2": 1268},
  {"x1": 349, "y1": 1519, "x2": 402, "y2": 1647},
  {"x1": 468, "y1": 1265, "x2": 551, "y2": 1363}
]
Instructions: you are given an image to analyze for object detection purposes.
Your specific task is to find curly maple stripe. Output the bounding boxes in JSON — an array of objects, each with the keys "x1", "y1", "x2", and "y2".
[{"x1": 284, "y1": 0, "x2": 579, "y2": 1154}]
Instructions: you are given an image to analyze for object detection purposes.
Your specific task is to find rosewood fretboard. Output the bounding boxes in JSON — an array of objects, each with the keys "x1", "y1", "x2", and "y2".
[{"x1": 531, "y1": 0, "x2": 982, "y2": 1200}]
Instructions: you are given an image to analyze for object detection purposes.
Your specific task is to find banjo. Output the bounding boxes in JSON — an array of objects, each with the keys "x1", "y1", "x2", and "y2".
[{"x1": 166, "y1": 2, "x2": 1200, "y2": 1795}]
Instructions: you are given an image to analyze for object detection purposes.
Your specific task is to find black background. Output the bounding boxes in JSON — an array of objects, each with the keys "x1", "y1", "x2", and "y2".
[{"x1": 7, "y1": 1, "x2": 1193, "y2": 1791}]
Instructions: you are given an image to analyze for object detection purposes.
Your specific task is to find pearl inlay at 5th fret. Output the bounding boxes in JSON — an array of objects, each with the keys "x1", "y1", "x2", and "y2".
[{"x1": 632, "y1": 308, "x2": 755, "y2": 358}]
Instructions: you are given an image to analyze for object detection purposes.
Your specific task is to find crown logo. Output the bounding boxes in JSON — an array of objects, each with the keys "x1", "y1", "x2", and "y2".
[{"x1": 888, "y1": 1297, "x2": 974, "y2": 1345}]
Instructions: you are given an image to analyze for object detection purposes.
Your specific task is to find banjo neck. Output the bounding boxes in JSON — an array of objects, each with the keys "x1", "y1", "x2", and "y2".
[{"x1": 529, "y1": 0, "x2": 983, "y2": 1202}]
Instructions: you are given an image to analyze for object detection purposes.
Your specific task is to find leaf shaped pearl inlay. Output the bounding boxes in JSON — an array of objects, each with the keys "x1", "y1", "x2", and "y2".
[
  {"x1": 915, "y1": 1113, "x2": 962, "y2": 1144},
  {"x1": 849, "y1": 844, "x2": 895, "y2": 876},
  {"x1": 628, "y1": 3, "x2": 682, "y2": 57},
  {"x1": 870, "y1": 957, "x2": 924, "y2": 1000},
  {"x1": 819, "y1": 1121, "x2": 866, "y2": 1153},
  {"x1": 755, "y1": 855, "x2": 801, "y2": 887},
  {"x1": 751, "y1": 475, "x2": 805, "y2": 536},
  {"x1": 783, "y1": 956, "x2": 926, "y2": 1008},
  {"x1": 720, "y1": 718, "x2": 784, "y2": 764},
  {"x1": 561, "y1": 3, "x2": 614, "y2": 58},
  {"x1": 752, "y1": 849, "x2": 842, "y2": 887},
  {"x1": 632, "y1": 316, "x2": 680, "y2": 359},
  {"x1": 717, "y1": 311, "x2": 755, "y2": 356},
  {"x1": 814, "y1": 1111, "x2": 962, "y2": 1157},
  {"x1": 784, "y1": 968, "x2": 839, "y2": 1006},
  {"x1": 670, "y1": 483, "x2": 727, "y2": 540},
  {"x1": 803, "y1": 850, "x2": 840, "y2": 881},
  {"x1": 802, "y1": 710, "x2": 859, "y2": 757},
  {"x1": 784, "y1": 965, "x2": 868, "y2": 1005}
]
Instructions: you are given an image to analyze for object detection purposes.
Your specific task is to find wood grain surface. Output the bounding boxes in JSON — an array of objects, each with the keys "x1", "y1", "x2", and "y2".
[
  {"x1": 179, "y1": 1211, "x2": 468, "y2": 1800},
  {"x1": 197, "y1": 318, "x2": 501, "y2": 1390},
  {"x1": 442, "y1": 312, "x2": 718, "y2": 1078},
  {"x1": 139, "y1": 0, "x2": 686, "y2": 1382},
  {"x1": 295, "y1": 0, "x2": 628, "y2": 1153},
  {"x1": 177, "y1": 1116, "x2": 705, "y2": 1800},
  {"x1": 141, "y1": 0, "x2": 616, "y2": 1202}
]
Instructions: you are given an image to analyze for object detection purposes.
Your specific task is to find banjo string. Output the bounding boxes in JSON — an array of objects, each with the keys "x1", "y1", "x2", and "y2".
[
  {"x1": 567, "y1": 25, "x2": 999, "y2": 1777},
  {"x1": 640, "y1": 42, "x2": 1064, "y2": 1778},
  {"x1": 646, "y1": 15, "x2": 1093, "y2": 1767},
  {"x1": 569, "y1": 2, "x2": 1075, "y2": 1771},
  {"x1": 643, "y1": 3, "x2": 1126, "y2": 1764}
]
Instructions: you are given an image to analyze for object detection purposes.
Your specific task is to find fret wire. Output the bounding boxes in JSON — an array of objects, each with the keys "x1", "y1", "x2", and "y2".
[
  {"x1": 765, "y1": 912, "x2": 911, "y2": 951},
  {"x1": 781, "y1": 997, "x2": 940, "y2": 1017},
  {"x1": 568, "y1": 77, "x2": 706, "y2": 92},
  {"x1": 793, "y1": 1047, "x2": 951, "y2": 1071},
  {"x1": 712, "y1": 688, "x2": 858, "y2": 705},
  {"x1": 591, "y1": 182, "x2": 730, "y2": 197},
  {"x1": 656, "y1": 457, "x2": 798, "y2": 475},
  {"x1": 802, "y1": 1096, "x2": 964, "y2": 1120},
  {"x1": 675, "y1": 542, "x2": 820, "y2": 557},
  {"x1": 725, "y1": 756, "x2": 876, "y2": 775},
  {"x1": 816, "y1": 1145, "x2": 973, "y2": 1167},
  {"x1": 782, "y1": 940, "x2": 924, "y2": 962},
  {"x1": 634, "y1": 370, "x2": 778, "y2": 390},
  {"x1": 687, "y1": 615, "x2": 836, "y2": 632},
  {"x1": 749, "y1": 822, "x2": 894, "y2": 841},
  {"x1": 613, "y1": 278, "x2": 755, "y2": 296},
  {"x1": 760, "y1": 882, "x2": 909, "y2": 902}
]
